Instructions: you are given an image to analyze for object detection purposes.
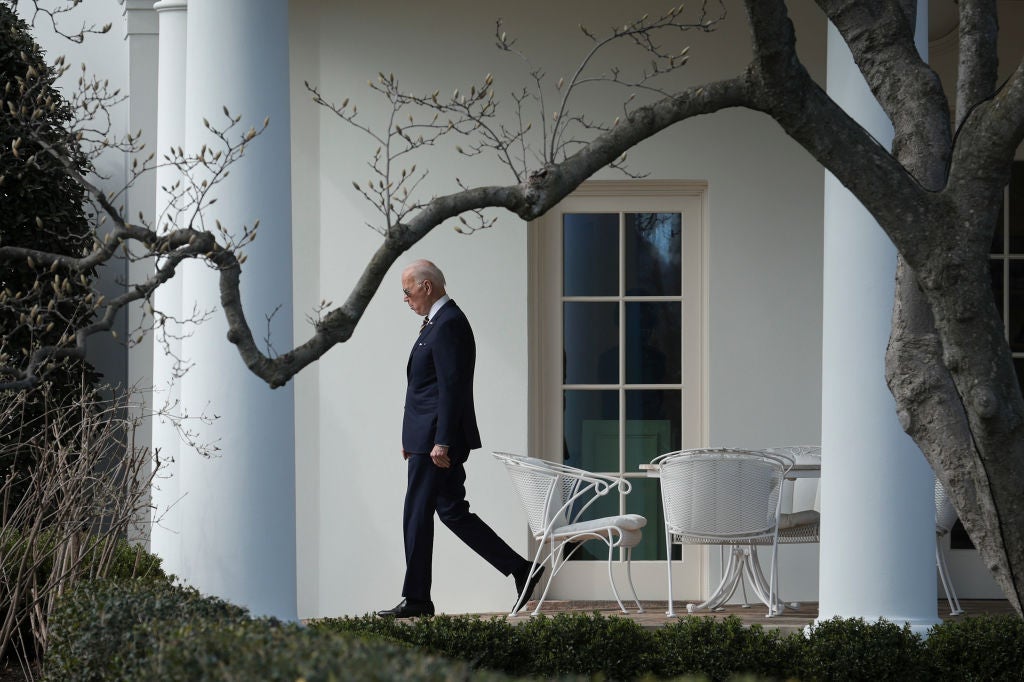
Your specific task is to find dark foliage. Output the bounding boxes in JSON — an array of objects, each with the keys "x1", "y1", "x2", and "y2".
[{"x1": 0, "y1": 2, "x2": 100, "y2": 508}]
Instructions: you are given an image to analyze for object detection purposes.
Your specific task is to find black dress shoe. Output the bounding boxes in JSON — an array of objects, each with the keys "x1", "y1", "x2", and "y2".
[
  {"x1": 377, "y1": 598, "x2": 435, "y2": 618},
  {"x1": 512, "y1": 564, "x2": 546, "y2": 610}
]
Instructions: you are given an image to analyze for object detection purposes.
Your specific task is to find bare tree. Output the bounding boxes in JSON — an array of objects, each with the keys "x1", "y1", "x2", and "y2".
[
  {"x1": 0, "y1": 383, "x2": 163, "y2": 670},
  {"x1": 2, "y1": 1, "x2": 1023, "y2": 614}
]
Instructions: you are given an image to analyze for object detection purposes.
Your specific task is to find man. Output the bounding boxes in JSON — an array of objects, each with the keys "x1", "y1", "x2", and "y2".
[{"x1": 377, "y1": 259, "x2": 544, "y2": 618}]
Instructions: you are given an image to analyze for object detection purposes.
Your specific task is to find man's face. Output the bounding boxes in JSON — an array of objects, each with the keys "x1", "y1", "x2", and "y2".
[{"x1": 402, "y1": 271, "x2": 430, "y2": 316}]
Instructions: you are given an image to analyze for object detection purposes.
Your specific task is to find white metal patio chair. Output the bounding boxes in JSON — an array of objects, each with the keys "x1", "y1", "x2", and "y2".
[
  {"x1": 655, "y1": 448, "x2": 793, "y2": 617},
  {"x1": 492, "y1": 451, "x2": 647, "y2": 616},
  {"x1": 935, "y1": 479, "x2": 965, "y2": 616},
  {"x1": 763, "y1": 445, "x2": 822, "y2": 547}
]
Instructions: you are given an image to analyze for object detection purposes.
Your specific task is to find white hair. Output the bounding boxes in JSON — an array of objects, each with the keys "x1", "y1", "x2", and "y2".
[{"x1": 405, "y1": 259, "x2": 446, "y2": 288}]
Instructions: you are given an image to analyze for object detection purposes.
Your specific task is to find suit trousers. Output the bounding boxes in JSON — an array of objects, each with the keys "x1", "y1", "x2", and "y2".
[{"x1": 402, "y1": 449, "x2": 524, "y2": 601}]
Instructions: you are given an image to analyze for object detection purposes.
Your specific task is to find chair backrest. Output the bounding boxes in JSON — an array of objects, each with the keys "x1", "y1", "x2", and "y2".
[
  {"x1": 493, "y1": 453, "x2": 572, "y2": 536},
  {"x1": 935, "y1": 479, "x2": 958, "y2": 535},
  {"x1": 658, "y1": 448, "x2": 790, "y2": 542},
  {"x1": 493, "y1": 452, "x2": 621, "y2": 538},
  {"x1": 765, "y1": 445, "x2": 821, "y2": 513}
]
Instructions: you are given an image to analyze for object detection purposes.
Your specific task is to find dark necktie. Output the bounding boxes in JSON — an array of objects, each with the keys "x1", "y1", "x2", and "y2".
[{"x1": 419, "y1": 316, "x2": 429, "y2": 333}]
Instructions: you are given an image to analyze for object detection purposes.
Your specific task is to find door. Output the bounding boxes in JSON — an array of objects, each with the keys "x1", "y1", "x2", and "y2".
[{"x1": 528, "y1": 180, "x2": 708, "y2": 601}]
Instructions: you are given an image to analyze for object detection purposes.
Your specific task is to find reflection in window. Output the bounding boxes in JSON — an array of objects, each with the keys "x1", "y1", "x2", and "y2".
[
  {"x1": 626, "y1": 213, "x2": 682, "y2": 296},
  {"x1": 563, "y1": 390, "x2": 618, "y2": 471},
  {"x1": 564, "y1": 213, "x2": 618, "y2": 296},
  {"x1": 626, "y1": 302, "x2": 682, "y2": 384},
  {"x1": 563, "y1": 302, "x2": 619, "y2": 384},
  {"x1": 625, "y1": 390, "x2": 681, "y2": 471}
]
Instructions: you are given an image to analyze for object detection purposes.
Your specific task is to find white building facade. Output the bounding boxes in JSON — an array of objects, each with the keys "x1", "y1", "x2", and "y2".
[{"x1": 26, "y1": 0, "x2": 1019, "y2": 620}]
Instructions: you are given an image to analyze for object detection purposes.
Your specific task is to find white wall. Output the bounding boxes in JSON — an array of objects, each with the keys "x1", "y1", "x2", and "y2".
[{"x1": 291, "y1": 0, "x2": 828, "y2": 617}]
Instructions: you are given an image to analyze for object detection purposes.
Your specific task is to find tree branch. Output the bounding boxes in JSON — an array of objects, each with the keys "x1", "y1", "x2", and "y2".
[{"x1": 956, "y1": 0, "x2": 1000, "y2": 128}]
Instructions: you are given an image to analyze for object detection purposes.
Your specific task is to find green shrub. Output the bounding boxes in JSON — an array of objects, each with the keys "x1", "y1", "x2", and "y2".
[
  {"x1": 516, "y1": 612, "x2": 655, "y2": 679},
  {"x1": 0, "y1": 527, "x2": 165, "y2": 582},
  {"x1": 0, "y1": 1, "x2": 101, "y2": 510},
  {"x1": 45, "y1": 579, "x2": 1024, "y2": 681},
  {"x1": 43, "y1": 578, "x2": 248, "y2": 681},
  {"x1": 320, "y1": 612, "x2": 533, "y2": 675},
  {"x1": 43, "y1": 579, "x2": 525, "y2": 682},
  {"x1": 800, "y1": 617, "x2": 926, "y2": 681},
  {"x1": 924, "y1": 614, "x2": 1024, "y2": 681},
  {"x1": 651, "y1": 616, "x2": 800, "y2": 681}
]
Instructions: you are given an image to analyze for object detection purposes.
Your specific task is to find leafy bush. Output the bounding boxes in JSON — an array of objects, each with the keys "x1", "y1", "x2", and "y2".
[
  {"x1": 0, "y1": 0, "x2": 101, "y2": 508},
  {"x1": 43, "y1": 579, "x2": 247, "y2": 681},
  {"x1": 516, "y1": 612, "x2": 655, "y2": 679},
  {"x1": 44, "y1": 580, "x2": 525, "y2": 682},
  {"x1": 924, "y1": 614, "x2": 1024, "y2": 681},
  {"x1": 651, "y1": 616, "x2": 799, "y2": 681},
  {"x1": 318, "y1": 611, "x2": 655, "y2": 680},
  {"x1": 800, "y1": 617, "x2": 926, "y2": 681},
  {"x1": 0, "y1": 527, "x2": 165, "y2": 585},
  {"x1": 45, "y1": 579, "x2": 1024, "y2": 681}
]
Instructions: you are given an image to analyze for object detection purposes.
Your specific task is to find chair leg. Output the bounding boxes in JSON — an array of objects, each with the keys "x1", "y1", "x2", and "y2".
[
  {"x1": 624, "y1": 547, "x2": 643, "y2": 613},
  {"x1": 741, "y1": 546, "x2": 784, "y2": 617},
  {"x1": 531, "y1": 540, "x2": 576, "y2": 616},
  {"x1": 512, "y1": 541, "x2": 555, "y2": 616},
  {"x1": 606, "y1": 540, "x2": 628, "y2": 614},
  {"x1": 666, "y1": 527, "x2": 676, "y2": 617},
  {"x1": 936, "y1": 540, "x2": 964, "y2": 616}
]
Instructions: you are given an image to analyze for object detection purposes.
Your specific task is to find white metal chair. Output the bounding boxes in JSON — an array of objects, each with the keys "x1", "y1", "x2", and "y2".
[
  {"x1": 763, "y1": 445, "x2": 822, "y2": 546},
  {"x1": 935, "y1": 479, "x2": 965, "y2": 616},
  {"x1": 492, "y1": 451, "x2": 647, "y2": 616},
  {"x1": 655, "y1": 448, "x2": 792, "y2": 617}
]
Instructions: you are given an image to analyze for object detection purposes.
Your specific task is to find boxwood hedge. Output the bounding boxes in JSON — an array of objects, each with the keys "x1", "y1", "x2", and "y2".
[{"x1": 43, "y1": 578, "x2": 1024, "y2": 681}]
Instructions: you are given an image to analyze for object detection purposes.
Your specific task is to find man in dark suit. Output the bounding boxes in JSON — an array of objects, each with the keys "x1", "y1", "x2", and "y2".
[{"x1": 377, "y1": 259, "x2": 544, "y2": 618}]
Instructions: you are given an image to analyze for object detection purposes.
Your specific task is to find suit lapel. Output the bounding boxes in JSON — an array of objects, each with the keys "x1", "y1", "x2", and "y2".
[{"x1": 407, "y1": 300, "x2": 456, "y2": 374}]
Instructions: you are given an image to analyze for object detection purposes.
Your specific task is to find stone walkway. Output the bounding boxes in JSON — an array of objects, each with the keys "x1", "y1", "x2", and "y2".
[{"x1": 459, "y1": 599, "x2": 1017, "y2": 635}]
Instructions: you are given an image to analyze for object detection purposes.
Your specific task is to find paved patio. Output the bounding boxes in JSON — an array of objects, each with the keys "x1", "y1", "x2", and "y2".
[{"x1": 461, "y1": 599, "x2": 1018, "y2": 635}]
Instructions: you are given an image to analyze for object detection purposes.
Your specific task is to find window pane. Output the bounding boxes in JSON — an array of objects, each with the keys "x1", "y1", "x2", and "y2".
[
  {"x1": 991, "y1": 260, "x2": 1004, "y2": 320},
  {"x1": 625, "y1": 390, "x2": 681, "y2": 471},
  {"x1": 1009, "y1": 162, "x2": 1024, "y2": 253},
  {"x1": 563, "y1": 213, "x2": 619, "y2": 296},
  {"x1": 626, "y1": 478, "x2": 672, "y2": 560},
  {"x1": 1011, "y1": 261, "x2": 1024, "y2": 352},
  {"x1": 564, "y1": 302, "x2": 618, "y2": 384},
  {"x1": 625, "y1": 212, "x2": 682, "y2": 295},
  {"x1": 563, "y1": 390, "x2": 618, "y2": 473},
  {"x1": 625, "y1": 302, "x2": 681, "y2": 384}
]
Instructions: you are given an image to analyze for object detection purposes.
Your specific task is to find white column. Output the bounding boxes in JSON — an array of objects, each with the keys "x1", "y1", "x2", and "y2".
[
  {"x1": 818, "y1": 5, "x2": 938, "y2": 633},
  {"x1": 120, "y1": 5, "x2": 158, "y2": 503},
  {"x1": 178, "y1": 0, "x2": 296, "y2": 619},
  {"x1": 149, "y1": 0, "x2": 187, "y2": 578}
]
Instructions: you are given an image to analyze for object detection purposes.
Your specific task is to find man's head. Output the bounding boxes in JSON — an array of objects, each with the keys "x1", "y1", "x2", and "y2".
[{"x1": 402, "y1": 259, "x2": 447, "y2": 316}]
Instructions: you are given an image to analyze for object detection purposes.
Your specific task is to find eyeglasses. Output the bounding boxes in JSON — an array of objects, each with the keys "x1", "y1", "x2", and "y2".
[{"x1": 402, "y1": 281, "x2": 425, "y2": 297}]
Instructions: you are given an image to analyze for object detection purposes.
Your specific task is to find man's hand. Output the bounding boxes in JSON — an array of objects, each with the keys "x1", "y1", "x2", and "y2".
[
  {"x1": 402, "y1": 448, "x2": 410, "y2": 461},
  {"x1": 430, "y1": 444, "x2": 451, "y2": 468}
]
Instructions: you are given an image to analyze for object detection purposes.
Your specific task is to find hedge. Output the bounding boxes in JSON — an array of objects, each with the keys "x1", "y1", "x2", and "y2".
[
  {"x1": 43, "y1": 580, "x2": 537, "y2": 682},
  {"x1": 44, "y1": 578, "x2": 1024, "y2": 681}
]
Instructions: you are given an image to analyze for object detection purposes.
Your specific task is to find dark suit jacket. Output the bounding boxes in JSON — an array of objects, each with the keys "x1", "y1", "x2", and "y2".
[{"x1": 402, "y1": 299, "x2": 482, "y2": 455}]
